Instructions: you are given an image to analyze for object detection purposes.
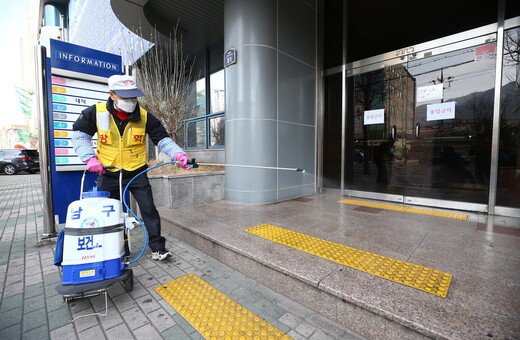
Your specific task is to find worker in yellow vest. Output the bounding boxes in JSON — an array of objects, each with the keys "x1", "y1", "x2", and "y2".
[{"x1": 72, "y1": 75, "x2": 191, "y2": 261}]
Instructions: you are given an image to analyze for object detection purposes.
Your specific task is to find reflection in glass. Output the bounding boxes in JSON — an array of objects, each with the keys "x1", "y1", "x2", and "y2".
[
  {"x1": 187, "y1": 53, "x2": 206, "y2": 119},
  {"x1": 195, "y1": 78, "x2": 206, "y2": 116},
  {"x1": 347, "y1": 41, "x2": 498, "y2": 204},
  {"x1": 209, "y1": 42, "x2": 224, "y2": 72},
  {"x1": 404, "y1": 44, "x2": 496, "y2": 203},
  {"x1": 496, "y1": 27, "x2": 520, "y2": 208},
  {"x1": 187, "y1": 120, "x2": 206, "y2": 148},
  {"x1": 209, "y1": 116, "x2": 225, "y2": 147},
  {"x1": 184, "y1": 49, "x2": 226, "y2": 149},
  {"x1": 210, "y1": 70, "x2": 225, "y2": 113},
  {"x1": 349, "y1": 65, "x2": 414, "y2": 196}
]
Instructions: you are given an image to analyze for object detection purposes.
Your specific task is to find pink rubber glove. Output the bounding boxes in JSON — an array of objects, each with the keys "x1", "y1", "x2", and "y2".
[
  {"x1": 86, "y1": 157, "x2": 105, "y2": 175},
  {"x1": 175, "y1": 153, "x2": 191, "y2": 170}
]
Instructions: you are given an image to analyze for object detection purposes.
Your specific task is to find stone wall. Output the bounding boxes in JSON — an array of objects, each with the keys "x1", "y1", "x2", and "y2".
[{"x1": 149, "y1": 171, "x2": 225, "y2": 209}]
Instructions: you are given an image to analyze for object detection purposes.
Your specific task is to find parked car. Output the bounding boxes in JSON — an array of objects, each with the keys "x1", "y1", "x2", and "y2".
[{"x1": 0, "y1": 149, "x2": 40, "y2": 175}]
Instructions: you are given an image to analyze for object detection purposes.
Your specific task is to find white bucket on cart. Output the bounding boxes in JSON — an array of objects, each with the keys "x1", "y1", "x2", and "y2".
[{"x1": 61, "y1": 187, "x2": 126, "y2": 285}]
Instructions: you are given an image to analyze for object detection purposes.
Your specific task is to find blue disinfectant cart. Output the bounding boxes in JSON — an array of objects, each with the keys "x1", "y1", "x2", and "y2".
[{"x1": 55, "y1": 168, "x2": 138, "y2": 322}]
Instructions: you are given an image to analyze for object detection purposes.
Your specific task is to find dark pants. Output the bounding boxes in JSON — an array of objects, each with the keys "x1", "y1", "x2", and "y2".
[{"x1": 98, "y1": 174, "x2": 166, "y2": 252}]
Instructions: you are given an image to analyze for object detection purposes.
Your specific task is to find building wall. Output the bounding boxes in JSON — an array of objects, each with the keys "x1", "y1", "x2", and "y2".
[
  {"x1": 224, "y1": 0, "x2": 316, "y2": 204},
  {"x1": 67, "y1": 0, "x2": 148, "y2": 64}
]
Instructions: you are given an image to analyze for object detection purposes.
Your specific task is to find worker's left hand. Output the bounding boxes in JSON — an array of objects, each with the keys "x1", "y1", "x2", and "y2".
[
  {"x1": 175, "y1": 153, "x2": 191, "y2": 170},
  {"x1": 86, "y1": 157, "x2": 105, "y2": 176}
]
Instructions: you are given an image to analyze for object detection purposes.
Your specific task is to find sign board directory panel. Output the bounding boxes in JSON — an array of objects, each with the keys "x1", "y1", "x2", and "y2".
[
  {"x1": 47, "y1": 39, "x2": 122, "y2": 224},
  {"x1": 51, "y1": 75, "x2": 106, "y2": 168}
]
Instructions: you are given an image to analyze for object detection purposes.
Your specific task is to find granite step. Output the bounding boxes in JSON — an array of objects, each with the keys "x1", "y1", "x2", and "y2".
[
  {"x1": 157, "y1": 197, "x2": 520, "y2": 340},
  {"x1": 160, "y1": 213, "x2": 432, "y2": 339}
]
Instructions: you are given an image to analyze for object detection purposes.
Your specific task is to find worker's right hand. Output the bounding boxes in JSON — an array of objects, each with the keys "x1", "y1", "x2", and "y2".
[{"x1": 86, "y1": 157, "x2": 105, "y2": 176}]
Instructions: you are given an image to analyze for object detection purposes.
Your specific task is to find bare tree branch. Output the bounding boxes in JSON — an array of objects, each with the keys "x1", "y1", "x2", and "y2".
[
  {"x1": 503, "y1": 28, "x2": 520, "y2": 88},
  {"x1": 124, "y1": 24, "x2": 195, "y2": 145}
]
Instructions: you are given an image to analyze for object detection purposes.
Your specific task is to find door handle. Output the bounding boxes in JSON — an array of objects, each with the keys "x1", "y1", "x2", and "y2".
[
  {"x1": 391, "y1": 125, "x2": 397, "y2": 140},
  {"x1": 415, "y1": 123, "x2": 420, "y2": 139}
]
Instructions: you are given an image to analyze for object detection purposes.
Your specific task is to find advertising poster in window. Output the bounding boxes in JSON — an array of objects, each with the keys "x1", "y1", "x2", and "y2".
[
  {"x1": 417, "y1": 84, "x2": 443, "y2": 103},
  {"x1": 474, "y1": 44, "x2": 496, "y2": 62},
  {"x1": 426, "y1": 101, "x2": 456, "y2": 121},
  {"x1": 364, "y1": 109, "x2": 384, "y2": 125}
]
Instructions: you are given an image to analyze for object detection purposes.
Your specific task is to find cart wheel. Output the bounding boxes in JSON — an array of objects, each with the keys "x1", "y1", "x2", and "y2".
[{"x1": 122, "y1": 269, "x2": 133, "y2": 292}]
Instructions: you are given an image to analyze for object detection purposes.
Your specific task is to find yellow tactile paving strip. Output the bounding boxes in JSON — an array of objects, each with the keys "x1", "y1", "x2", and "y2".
[
  {"x1": 245, "y1": 224, "x2": 452, "y2": 298},
  {"x1": 155, "y1": 274, "x2": 292, "y2": 339},
  {"x1": 338, "y1": 199, "x2": 468, "y2": 220}
]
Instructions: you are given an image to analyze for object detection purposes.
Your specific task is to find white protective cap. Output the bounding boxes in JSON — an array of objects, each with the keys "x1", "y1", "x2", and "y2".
[{"x1": 108, "y1": 75, "x2": 145, "y2": 98}]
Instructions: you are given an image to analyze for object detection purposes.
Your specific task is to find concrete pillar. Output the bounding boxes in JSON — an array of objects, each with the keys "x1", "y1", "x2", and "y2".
[{"x1": 224, "y1": 0, "x2": 316, "y2": 204}]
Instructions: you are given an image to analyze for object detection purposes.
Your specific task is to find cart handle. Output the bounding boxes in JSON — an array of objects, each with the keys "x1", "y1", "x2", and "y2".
[{"x1": 79, "y1": 166, "x2": 123, "y2": 201}]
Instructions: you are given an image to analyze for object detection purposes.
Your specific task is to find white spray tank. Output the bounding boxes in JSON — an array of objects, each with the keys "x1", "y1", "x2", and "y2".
[{"x1": 61, "y1": 185, "x2": 126, "y2": 285}]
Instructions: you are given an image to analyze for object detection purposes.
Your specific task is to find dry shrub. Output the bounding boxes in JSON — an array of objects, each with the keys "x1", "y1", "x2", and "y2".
[{"x1": 125, "y1": 24, "x2": 195, "y2": 145}]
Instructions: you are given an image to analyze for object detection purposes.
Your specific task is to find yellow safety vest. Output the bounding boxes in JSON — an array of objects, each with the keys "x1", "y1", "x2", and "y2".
[{"x1": 95, "y1": 102, "x2": 147, "y2": 172}]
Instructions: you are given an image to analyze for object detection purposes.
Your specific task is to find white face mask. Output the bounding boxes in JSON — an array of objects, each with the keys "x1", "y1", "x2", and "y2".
[{"x1": 115, "y1": 98, "x2": 138, "y2": 113}]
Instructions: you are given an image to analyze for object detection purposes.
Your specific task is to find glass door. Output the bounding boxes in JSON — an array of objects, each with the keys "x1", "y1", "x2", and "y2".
[
  {"x1": 347, "y1": 63, "x2": 412, "y2": 200},
  {"x1": 403, "y1": 42, "x2": 497, "y2": 207},
  {"x1": 496, "y1": 26, "x2": 520, "y2": 216},
  {"x1": 346, "y1": 39, "x2": 497, "y2": 209}
]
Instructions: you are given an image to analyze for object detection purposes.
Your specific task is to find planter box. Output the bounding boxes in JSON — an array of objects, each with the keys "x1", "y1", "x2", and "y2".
[{"x1": 149, "y1": 171, "x2": 225, "y2": 208}]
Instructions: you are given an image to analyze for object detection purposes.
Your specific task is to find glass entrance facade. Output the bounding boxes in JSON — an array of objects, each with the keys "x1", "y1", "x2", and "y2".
[
  {"x1": 347, "y1": 41, "x2": 498, "y2": 205},
  {"x1": 323, "y1": 13, "x2": 520, "y2": 216},
  {"x1": 405, "y1": 45, "x2": 496, "y2": 204},
  {"x1": 496, "y1": 27, "x2": 520, "y2": 211}
]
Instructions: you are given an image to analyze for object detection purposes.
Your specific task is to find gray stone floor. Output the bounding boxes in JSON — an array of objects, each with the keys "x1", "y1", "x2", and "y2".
[
  {"x1": 0, "y1": 174, "x2": 364, "y2": 340},
  {"x1": 158, "y1": 193, "x2": 520, "y2": 340}
]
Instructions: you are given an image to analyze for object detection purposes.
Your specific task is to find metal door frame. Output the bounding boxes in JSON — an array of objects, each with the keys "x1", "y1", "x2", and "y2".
[{"x1": 323, "y1": 16, "x2": 520, "y2": 216}]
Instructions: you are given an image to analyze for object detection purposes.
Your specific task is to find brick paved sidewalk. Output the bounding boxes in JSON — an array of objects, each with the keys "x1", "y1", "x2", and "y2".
[{"x1": 0, "y1": 174, "x2": 365, "y2": 340}]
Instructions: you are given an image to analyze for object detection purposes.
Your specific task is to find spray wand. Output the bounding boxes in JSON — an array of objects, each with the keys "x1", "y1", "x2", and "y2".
[
  {"x1": 186, "y1": 159, "x2": 306, "y2": 173},
  {"x1": 123, "y1": 159, "x2": 306, "y2": 264}
]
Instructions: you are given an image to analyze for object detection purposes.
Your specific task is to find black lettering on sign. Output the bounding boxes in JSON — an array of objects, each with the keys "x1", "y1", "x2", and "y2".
[{"x1": 396, "y1": 47, "x2": 415, "y2": 57}]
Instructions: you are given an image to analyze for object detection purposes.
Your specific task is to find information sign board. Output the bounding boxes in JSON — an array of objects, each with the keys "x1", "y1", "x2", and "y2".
[
  {"x1": 45, "y1": 39, "x2": 122, "y2": 225},
  {"x1": 51, "y1": 75, "x2": 105, "y2": 169}
]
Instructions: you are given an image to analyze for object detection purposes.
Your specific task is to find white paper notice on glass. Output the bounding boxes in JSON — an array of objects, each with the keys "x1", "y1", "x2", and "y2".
[
  {"x1": 417, "y1": 84, "x2": 443, "y2": 103},
  {"x1": 364, "y1": 109, "x2": 385, "y2": 125},
  {"x1": 426, "y1": 101, "x2": 456, "y2": 121}
]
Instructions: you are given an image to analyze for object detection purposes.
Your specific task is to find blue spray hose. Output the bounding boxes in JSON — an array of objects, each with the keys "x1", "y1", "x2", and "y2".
[
  {"x1": 121, "y1": 158, "x2": 304, "y2": 264},
  {"x1": 122, "y1": 161, "x2": 178, "y2": 264}
]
